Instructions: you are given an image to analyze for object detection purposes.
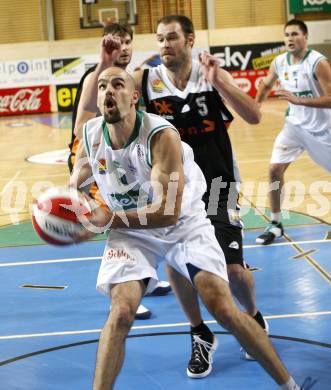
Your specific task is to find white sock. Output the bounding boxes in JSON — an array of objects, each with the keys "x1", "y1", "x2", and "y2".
[
  {"x1": 281, "y1": 376, "x2": 300, "y2": 390},
  {"x1": 271, "y1": 212, "x2": 281, "y2": 223}
]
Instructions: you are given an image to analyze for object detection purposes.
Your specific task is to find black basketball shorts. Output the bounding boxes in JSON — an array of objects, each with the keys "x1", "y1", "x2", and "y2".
[{"x1": 207, "y1": 200, "x2": 246, "y2": 267}]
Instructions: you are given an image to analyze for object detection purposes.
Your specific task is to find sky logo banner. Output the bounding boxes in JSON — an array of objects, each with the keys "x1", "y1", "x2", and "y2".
[{"x1": 210, "y1": 42, "x2": 285, "y2": 71}]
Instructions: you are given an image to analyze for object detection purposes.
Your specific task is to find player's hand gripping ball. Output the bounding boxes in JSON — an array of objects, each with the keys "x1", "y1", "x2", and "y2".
[{"x1": 32, "y1": 187, "x2": 91, "y2": 245}]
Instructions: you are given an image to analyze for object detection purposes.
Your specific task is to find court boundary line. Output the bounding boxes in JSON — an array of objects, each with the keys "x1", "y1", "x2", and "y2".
[
  {"x1": 1, "y1": 310, "x2": 330, "y2": 341},
  {"x1": 243, "y1": 196, "x2": 331, "y2": 284},
  {"x1": 1, "y1": 237, "x2": 331, "y2": 267},
  {"x1": 1, "y1": 331, "x2": 330, "y2": 367}
]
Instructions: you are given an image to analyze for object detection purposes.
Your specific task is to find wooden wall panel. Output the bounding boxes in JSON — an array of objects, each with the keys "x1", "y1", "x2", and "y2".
[
  {"x1": 214, "y1": 0, "x2": 286, "y2": 29},
  {"x1": 191, "y1": 0, "x2": 207, "y2": 30},
  {"x1": 135, "y1": 0, "x2": 206, "y2": 33},
  {"x1": 52, "y1": 0, "x2": 101, "y2": 40},
  {"x1": 0, "y1": 0, "x2": 46, "y2": 44}
]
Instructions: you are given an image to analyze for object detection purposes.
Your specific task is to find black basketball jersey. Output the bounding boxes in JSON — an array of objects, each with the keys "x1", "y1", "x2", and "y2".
[{"x1": 141, "y1": 60, "x2": 240, "y2": 201}]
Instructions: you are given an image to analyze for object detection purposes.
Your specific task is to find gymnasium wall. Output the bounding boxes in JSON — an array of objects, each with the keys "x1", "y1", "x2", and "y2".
[
  {"x1": 1, "y1": 19, "x2": 330, "y2": 116},
  {"x1": 0, "y1": 0, "x2": 330, "y2": 116},
  {"x1": 0, "y1": 0, "x2": 286, "y2": 43}
]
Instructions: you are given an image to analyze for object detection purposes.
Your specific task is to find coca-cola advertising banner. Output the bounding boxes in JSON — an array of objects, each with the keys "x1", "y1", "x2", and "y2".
[
  {"x1": 210, "y1": 42, "x2": 285, "y2": 71},
  {"x1": 0, "y1": 86, "x2": 51, "y2": 116},
  {"x1": 232, "y1": 69, "x2": 280, "y2": 97},
  {"x1": 0, "y1": 59, "x2": 50, "y2": 87}
]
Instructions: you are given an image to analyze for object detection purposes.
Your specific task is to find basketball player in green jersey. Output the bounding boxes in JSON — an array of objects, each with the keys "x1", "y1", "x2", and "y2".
[{"x1": 256, "y1": 19, "x2": 331, "y2": 245}]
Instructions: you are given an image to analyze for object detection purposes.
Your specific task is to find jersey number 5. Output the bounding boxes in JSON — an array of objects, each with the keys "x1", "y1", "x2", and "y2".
[{"x1": 196, "y1": 96, "x2": 208, "y2": 116}]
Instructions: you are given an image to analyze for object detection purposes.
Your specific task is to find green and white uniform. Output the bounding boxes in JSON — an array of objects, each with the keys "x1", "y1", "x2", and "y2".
[
  {"x1": 83, "y1": 110, "x2": 228, "y2": 295},
  {"x1": 271, "y1": 49, "x2": 331, "y2": 172}
]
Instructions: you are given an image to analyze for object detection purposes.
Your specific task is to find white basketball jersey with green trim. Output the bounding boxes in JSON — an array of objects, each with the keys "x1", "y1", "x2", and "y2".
[
  {"x1": 274, "y1": 49, "x2": 331, "y2": 133},
  {"x1": 83, "y1": 110, "x2": 207, "y2": 218}
]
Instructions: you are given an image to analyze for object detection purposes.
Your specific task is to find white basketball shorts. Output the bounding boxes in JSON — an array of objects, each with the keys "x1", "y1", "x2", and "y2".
[
  {"x1": 271, "y1": 124, "x2": 331, "y2": 174},
  {"x1": 96, "y1": 213, "x2": 228, "y2": 296}
]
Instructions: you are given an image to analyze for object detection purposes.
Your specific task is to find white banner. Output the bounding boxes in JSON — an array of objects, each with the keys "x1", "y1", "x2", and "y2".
[{"x1": 0, "y1": 59, "x2": 50, "y2": 87}]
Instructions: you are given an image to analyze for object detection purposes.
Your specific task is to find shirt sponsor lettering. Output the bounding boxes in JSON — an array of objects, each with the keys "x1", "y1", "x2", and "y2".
[{"x1": 105, "y1": 248, "x2": 136, "y2": 263}]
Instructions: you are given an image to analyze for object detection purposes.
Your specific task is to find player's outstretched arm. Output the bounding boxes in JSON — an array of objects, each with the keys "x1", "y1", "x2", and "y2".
[
  {"x1": 199, "y1": 51, "x2": 261, "y2": 124},
  {"x1": 132, "y1": 68, "x2": 144, "y2": 94},
  {"x1": 73, "y1": 72, "x2": 99, "y2": 140},
  {"x1": 256, "y1": 60, "x2": 278, "y2": 105},
  {"x1": 80, "y1": 35, "x2": 122, "y2": 114},
  {"x1": 69, "y1": 138, "x2": 93, "y2": 194}
]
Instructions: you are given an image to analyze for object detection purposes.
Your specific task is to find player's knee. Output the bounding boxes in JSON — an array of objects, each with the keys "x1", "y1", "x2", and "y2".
[
  {"x1": 269, "y1": 164, "x2": 285, "y2": 182},
  {"x1": 214, "y1": 303, "x2": 237, "y2": 330},
  {"x1": 108, "y1": 303, "x2": 135, "y2": 333},
  {"x1": 202, "y1": 291, "x2": 236, "y2": 329},
  {"x1": 227, "y1": 263, "x2": 245, "y2": 281}
]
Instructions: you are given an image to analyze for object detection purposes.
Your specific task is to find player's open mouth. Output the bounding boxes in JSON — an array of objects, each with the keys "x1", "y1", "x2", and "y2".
[{"x1": 105, "y1": 97, "x2": 116, "y2": 112}]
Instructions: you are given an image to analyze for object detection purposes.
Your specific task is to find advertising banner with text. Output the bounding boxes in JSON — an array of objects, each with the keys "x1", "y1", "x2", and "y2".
[
  {"x1": 231, "y1": 69, "x2": 280, "y2": 97},
  {"x1": 210, "y1": 42, "x2": 285, "y2": 71},
  {"x1": 0, "y1": 59, "x2": 50, "y2": 88},
  {"x1": 289, "y1": 0, "x2": 331, "y2": 13},
  {"x1": 56, "y1": 83, "x2": 79, "y2": 112},
  {"x1": 210, "y1": 42, "x2": 285, "y2": 96},
  {"x1": 0, "y1": 86, "x2": 51, "y2": 116},
  {"x1": 50, "y1": 55, "x2": 99, "y2": 85}
]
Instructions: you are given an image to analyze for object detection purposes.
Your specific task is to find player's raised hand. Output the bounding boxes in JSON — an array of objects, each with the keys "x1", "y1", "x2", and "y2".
[
  {"x1": 199, "y1": 51, "x2": 235, "y2": 93},
  {"x1": 198, "y1": 51, "x2": 220, "y2": 84},
  {"x1": 100, "y1": 34, "x2": 122, "y2": 66}
]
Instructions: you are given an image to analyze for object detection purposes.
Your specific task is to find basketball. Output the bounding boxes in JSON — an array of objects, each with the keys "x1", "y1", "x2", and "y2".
[{"x1": 32, "y1": 187, "x2": 91, "y2": 246}]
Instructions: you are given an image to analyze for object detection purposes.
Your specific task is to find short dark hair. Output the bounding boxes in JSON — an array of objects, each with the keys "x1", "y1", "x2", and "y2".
[
  {"x1": 103, "y1": 22, "x2": 133, "y2": 40},
  {"x1": 285, "y1": 19, "x2": 308, "y2": 35},
  {"x1": 157, "y1": 15, "x2": 195, "y2": 38}
]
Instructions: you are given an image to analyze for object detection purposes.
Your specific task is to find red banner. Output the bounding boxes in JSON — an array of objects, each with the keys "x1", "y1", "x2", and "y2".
[
  {"x1": 231, "y1": 69, "x2": 280, "y2": 97},
  {"x1": 0, "y1": 86, "x2": 51, "y2": 116}
]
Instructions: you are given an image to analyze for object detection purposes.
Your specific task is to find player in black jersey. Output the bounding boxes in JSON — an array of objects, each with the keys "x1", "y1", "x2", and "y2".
[
  {"x1": 133, "y1": 15, "x2": 271, "y2": 377},
  {"x1": 69, "y1": 22, "x2": 171, "y2": 318},
  {"x1": 70, "y1": 18, "x2": 310, "y2": 389}
]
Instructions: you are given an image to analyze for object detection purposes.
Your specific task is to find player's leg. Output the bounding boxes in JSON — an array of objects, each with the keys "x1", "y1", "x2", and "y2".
[
  {"x1": 194, "y1": 270, "x2": 301, "y2": 388},
  {"x1": 167, "y1": 265, "x2": 202, "y2": 326},
  {"x1": 94, "y1": 230, "x2": 162, "y2": 389},
  {"x1": 269, "y1": 162, "x2": 290, "y2": 216},
  {"x1": 93, "y1": 280, "x2": 146, "y2": 390},
  {"x1": 166, "y1": 265, "x2": 216, "y2": 378},
  {"x1": 210, "y1": 206, "x2": 268, "y2": 359},
  {"x1": 257, "y1": 127, "x2": 303, "y2": 245},
  {"x1": 301, "y1": 129, "x2": 331, "y2": 175}
]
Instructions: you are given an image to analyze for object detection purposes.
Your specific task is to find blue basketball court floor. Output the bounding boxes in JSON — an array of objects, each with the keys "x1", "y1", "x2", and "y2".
[{"x1": 0, "y1": 220, "x2": 330, "y2": 389}]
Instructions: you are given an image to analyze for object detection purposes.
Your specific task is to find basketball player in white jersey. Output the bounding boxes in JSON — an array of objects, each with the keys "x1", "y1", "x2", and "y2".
[
  {"x1": 71, "y1": 66, "x2": 310, "y2": 390},
  {"x1": 70, "y1": 23, "x2": 171, "y2": 317},
  {"x1": 256, "y1": 19, "x2": 331, "y2": 245}
]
